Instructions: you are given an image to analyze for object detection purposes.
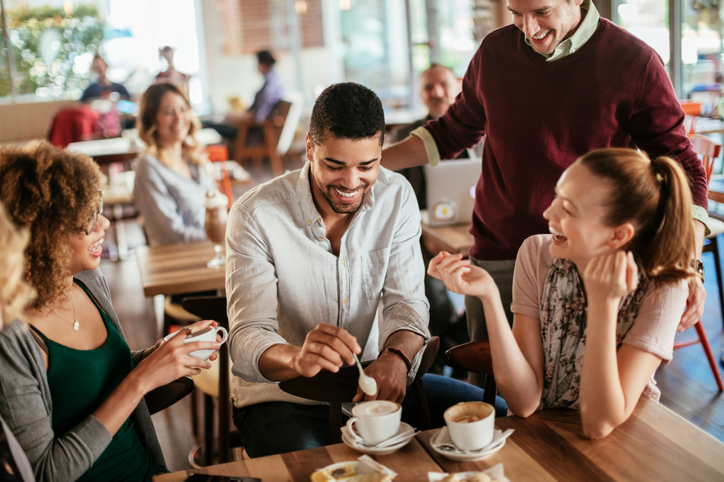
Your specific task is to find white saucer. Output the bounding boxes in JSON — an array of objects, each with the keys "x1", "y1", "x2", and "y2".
[
  {"x1": 430, "y1": 429, "x2": 506, "y2": 461},
  {"x1": 341, "y1": 422, "x2": 416, "y2": 455}
]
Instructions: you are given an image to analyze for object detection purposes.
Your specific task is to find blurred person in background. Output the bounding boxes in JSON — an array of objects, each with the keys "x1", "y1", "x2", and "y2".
[
  {"x1": 214, "y1": 50, "x2": 285, "y2": 146},
  {"x1": 133, "y1": 82, "x2": 217, "y2": 247},
  {"x1": 0, "y1": 142, "x2": 219, "y2": 481},
  {"x1": 80, "y1": 54, "x2": 130, "y2": 102},
  {"x1": 155, "y1": 47, "x2": 190, "y2": 94}
]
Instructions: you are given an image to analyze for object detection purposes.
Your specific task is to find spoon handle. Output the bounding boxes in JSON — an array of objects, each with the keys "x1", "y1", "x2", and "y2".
[{"x1": 353, "y1": 353, "x2": 364, "y2": 373}]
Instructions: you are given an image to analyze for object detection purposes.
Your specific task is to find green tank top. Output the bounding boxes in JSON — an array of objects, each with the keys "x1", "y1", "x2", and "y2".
[{"x1": 32, "y1": 280, "x2": 157, "y2": 482}]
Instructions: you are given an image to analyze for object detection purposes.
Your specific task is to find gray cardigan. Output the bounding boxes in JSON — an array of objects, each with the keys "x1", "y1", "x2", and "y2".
[
  {"x1": 133, "y1": 153, "x2": 217, "y2": 246},
  {"x1": 0, "y1": 269, "x2": 167, "y2": 481}
]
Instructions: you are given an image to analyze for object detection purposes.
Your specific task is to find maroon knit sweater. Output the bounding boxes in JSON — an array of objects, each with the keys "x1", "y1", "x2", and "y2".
[{"x1": 425, "y1": 19, "x2": 708, "y2": 261}]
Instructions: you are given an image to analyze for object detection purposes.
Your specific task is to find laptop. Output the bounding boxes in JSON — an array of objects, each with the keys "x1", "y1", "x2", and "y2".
[{"x1": 423, "y1": 158, "x2": 481, "y2": 226}]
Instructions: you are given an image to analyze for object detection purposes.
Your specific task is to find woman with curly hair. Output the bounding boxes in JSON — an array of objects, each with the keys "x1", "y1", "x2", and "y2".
[
  {"x1": 133, "y1": 82, "x2": 217, "y2": 246},
  {"x1": 430, "y1": 148, "x2": 696, "y2": 439},
  {"x1": 0, "y1": 142, "x2": 219, "y2": 481},
  {"x1": 0, "y1": 201, "x2": 36, "y2": 482}
]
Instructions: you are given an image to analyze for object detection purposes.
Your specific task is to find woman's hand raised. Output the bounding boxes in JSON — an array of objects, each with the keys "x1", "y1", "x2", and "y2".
[
  {"x1": 132, "y1": 320, "x2": 221, "y2": 395},
  {"x1": 428, "y1": 251, "x2": 499, "y2": 300},
  {"x1": 582, "y1": 251, "x2": 638, "y2": 305}
]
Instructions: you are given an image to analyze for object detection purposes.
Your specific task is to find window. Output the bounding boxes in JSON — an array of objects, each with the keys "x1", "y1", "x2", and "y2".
[
  {"x1": 615, "y1": 0, "x2": 724, "y2": 108},
  {"x1": 0, "y1": 0, "x2": 209, "y2": 111},
  {"x1": 0, "y1": 1, "x2": 105, "y2": 100}
]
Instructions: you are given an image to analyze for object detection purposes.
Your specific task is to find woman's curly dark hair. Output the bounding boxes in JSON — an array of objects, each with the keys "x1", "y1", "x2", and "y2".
[{"x1": 0, "y1": 142, "x2": 103, "y2": 309}]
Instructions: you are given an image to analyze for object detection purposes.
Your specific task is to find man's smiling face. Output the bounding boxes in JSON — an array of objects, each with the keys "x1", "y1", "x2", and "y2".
[
  {"x1": 508, "y1": 0, "x2": 584, "y2": 55},
  {"x1": 306, "y1": 132, "x2": 382, "y2": 216}
]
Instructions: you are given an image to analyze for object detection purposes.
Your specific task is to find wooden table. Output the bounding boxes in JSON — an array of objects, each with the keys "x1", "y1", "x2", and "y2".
[
  {"x1": 153, "y1": 397, "x2": 724, "y2": 481},
  {"x1": 67, "y1": 137, "x2": 143, "y2": 165},
  {"x1": 136, "y1": 241, "x2": 226, "y2": 297},
  {"x1": 420, "y1": 221, "x2": 475, "y2": 257}
]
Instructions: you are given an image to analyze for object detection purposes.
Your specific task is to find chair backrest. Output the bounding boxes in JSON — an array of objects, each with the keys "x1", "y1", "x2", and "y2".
[
  {"x1": 47, "y1": 105, "x2": 100, "y2": 148},
  {"x1": 443, "y1": 340, "x2": 497, "y2": 406},
  {"x1": 680, "y1": 100, "x2": 702, "y2": 137},
  {"x1": 180, "y1": 296, "x2": 236, "y2": 462},
  {"x1": 690, "y1": 134, "x2": 722, "y2": 183},
  {"x1": 279, "y1": 336, "x2": 439, "y2": 443},
  {"x1": 276, "y1": 92, "x2": 304, "y2": 155}
]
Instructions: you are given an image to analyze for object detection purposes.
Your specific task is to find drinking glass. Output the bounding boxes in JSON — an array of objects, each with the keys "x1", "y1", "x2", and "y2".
[{"x1": 205, "y1": 203, "x2": 228, "y2": 269}]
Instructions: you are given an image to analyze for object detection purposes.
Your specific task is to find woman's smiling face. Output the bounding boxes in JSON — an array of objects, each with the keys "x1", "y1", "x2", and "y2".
[{"x1": 543, "y1": 163, "x2": 620, "y2": 265}]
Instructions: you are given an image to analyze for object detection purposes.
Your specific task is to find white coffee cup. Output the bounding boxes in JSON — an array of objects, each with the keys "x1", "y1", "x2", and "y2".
[
  {"x1": 443, "y1": 401, "x2": 495, "y2": 451},
  {"x1": 164, "y1": 326, "x2": 228, "y2": 361},
  {"x1": 345, "y1": 400, "x2": 401, "y2": 446}
]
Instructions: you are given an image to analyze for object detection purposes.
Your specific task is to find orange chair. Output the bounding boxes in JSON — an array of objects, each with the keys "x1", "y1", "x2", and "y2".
[
  {"x1": 674, "y1": 134, "x2": 724, "y2": 391},
  {"x1": 680, "y1": 100, "x2": 703, "y2": 137},
  {"x1": 204, "y1": 145, "x2": 234, "y2": 210}
]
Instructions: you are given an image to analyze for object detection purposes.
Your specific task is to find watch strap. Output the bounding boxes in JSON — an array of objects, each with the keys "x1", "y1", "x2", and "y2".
[{"x1": 379, "y1": 347, "x2": 412, "y2": 372}]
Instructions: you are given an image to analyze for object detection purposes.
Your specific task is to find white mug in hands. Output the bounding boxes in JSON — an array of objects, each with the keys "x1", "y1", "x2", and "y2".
[
  {"x1": 443, "y1": 402, "x2": 495, "y2": 451},
  {"x1": 345, "y1": 400, "x2": 401, "y2": 446},
  {"x1": 163, "y1": 326, "x2": 228, "y2": 361}
]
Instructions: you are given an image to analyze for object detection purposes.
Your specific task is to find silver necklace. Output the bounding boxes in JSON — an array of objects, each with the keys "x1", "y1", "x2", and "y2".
[{"x1": 51, "y1": 287, "x2": 79, "y2": 331}]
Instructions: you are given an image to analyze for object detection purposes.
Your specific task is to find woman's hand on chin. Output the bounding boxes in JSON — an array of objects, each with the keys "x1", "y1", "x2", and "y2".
[
  {"x1": 428, "y1": 251, "x2": 498, "y2": 300},
  {"x1": 583, "y1": 251, "x2": 638, "y2": 304}
]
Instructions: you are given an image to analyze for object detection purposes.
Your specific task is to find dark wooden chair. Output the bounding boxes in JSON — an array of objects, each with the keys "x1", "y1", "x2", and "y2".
[
  {"x1": 181, "y1": 296, "x2": 242, "y2": 465},
  {"x1": 443, "y1": 340, "x2": 497, "y2": 406},
  {"x1": 279, "y1": 336, "x2": 440, "y2": 444},
  {"x1": 145, "y1": 376, "x2": 194, "y2": 415},
  {"x1": 233, "y1": 100, "x2": 291, "y2": 178}
]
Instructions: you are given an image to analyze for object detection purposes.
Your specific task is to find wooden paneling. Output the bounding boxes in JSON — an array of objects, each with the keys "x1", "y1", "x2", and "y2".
[{"x1": 228, "y1": 0, "x2": 324, "y2": 56}]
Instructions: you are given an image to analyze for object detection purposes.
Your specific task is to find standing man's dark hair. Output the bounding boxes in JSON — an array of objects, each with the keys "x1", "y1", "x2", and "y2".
[
  {"x1": 309, "y1": 82, "x2": 385, "y2": 146},
  {"x1": 256, "y1": 50, "x2": 276, "y2": 67}
]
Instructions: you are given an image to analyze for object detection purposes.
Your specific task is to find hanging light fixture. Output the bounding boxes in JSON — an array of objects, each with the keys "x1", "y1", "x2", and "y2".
[
  {"x1": 339, "y1": 0, "x2": 352, "y2": 10},
  {"x1": 295, "y1": 0, "x2": 308, "y2": 14}
]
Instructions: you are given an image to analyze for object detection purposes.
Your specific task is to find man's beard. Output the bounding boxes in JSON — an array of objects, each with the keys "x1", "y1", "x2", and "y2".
[{"x1": 322, "y1": 184, "x2": 369, "y2": 214}]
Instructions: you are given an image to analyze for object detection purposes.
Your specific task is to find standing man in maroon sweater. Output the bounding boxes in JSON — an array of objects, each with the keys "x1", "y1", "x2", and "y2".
[{"x1": 383, "y1": 0, "x2": 709, "y2": 382}]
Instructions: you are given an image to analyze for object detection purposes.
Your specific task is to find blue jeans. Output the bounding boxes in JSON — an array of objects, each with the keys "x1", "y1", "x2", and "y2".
[{"x1": 232, "y1": 373, "x2": 507, "y2": 458}]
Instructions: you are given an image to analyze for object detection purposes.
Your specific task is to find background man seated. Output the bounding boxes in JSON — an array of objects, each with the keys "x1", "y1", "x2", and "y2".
[
  {"x1": 226, "y1": 82, "x2": 499, "y2": 458},
  {"x1": 80, "y1": 54, "x2": 130, "y2": 102}
]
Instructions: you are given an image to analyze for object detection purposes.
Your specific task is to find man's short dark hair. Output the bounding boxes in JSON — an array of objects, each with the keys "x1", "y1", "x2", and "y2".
[
  {"x1": 309, "y1": 82, "x2": 385, "y2": 146},
  {"x1": 256, "y1": 50, "x2": 276, "y2": 67}
]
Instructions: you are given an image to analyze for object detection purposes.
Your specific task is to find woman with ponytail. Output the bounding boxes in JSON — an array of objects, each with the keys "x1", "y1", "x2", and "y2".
[{"x1": 429, "y1": 148, "x2": 696, "y2": 439}]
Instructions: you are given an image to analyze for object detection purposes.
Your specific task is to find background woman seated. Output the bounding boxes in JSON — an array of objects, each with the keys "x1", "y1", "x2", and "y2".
[
  {"x1": 430, "y1": 148, "x2": 695, "y2": 439},
  {"x1": 133, "y1": 82, "x2": 217, "y2": 247}
]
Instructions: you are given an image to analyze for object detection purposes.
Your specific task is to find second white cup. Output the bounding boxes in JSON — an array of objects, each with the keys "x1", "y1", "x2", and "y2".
[
  {"x1": 345, "y1": 400, "x2": 401, "y2": 446},
  {"x1": 443, "y1": 401, "x2": 495, "y2": 451},
  {"x1": 164, "y1": 325, "x2": 228, "y2": 361}
]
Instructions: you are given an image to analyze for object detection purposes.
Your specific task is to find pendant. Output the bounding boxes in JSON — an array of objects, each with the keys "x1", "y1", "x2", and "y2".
[{"x1": 73, "y1": 320, "x2": 79, "y2": 331}]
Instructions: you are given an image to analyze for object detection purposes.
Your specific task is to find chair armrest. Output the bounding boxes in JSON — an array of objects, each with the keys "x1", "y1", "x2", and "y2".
[
  {"x1": 414, "y1": 336, "x2": 440, "y2": 382},
  {"x1": 279, "y1": 362, "x2": 373, "y2": 403},
  {"x1": 444, "y1": 340, "x2": 493, "y2": 374},
  {"x1": 145, "y1": 376, "x2": 194, "y2": 415}
]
